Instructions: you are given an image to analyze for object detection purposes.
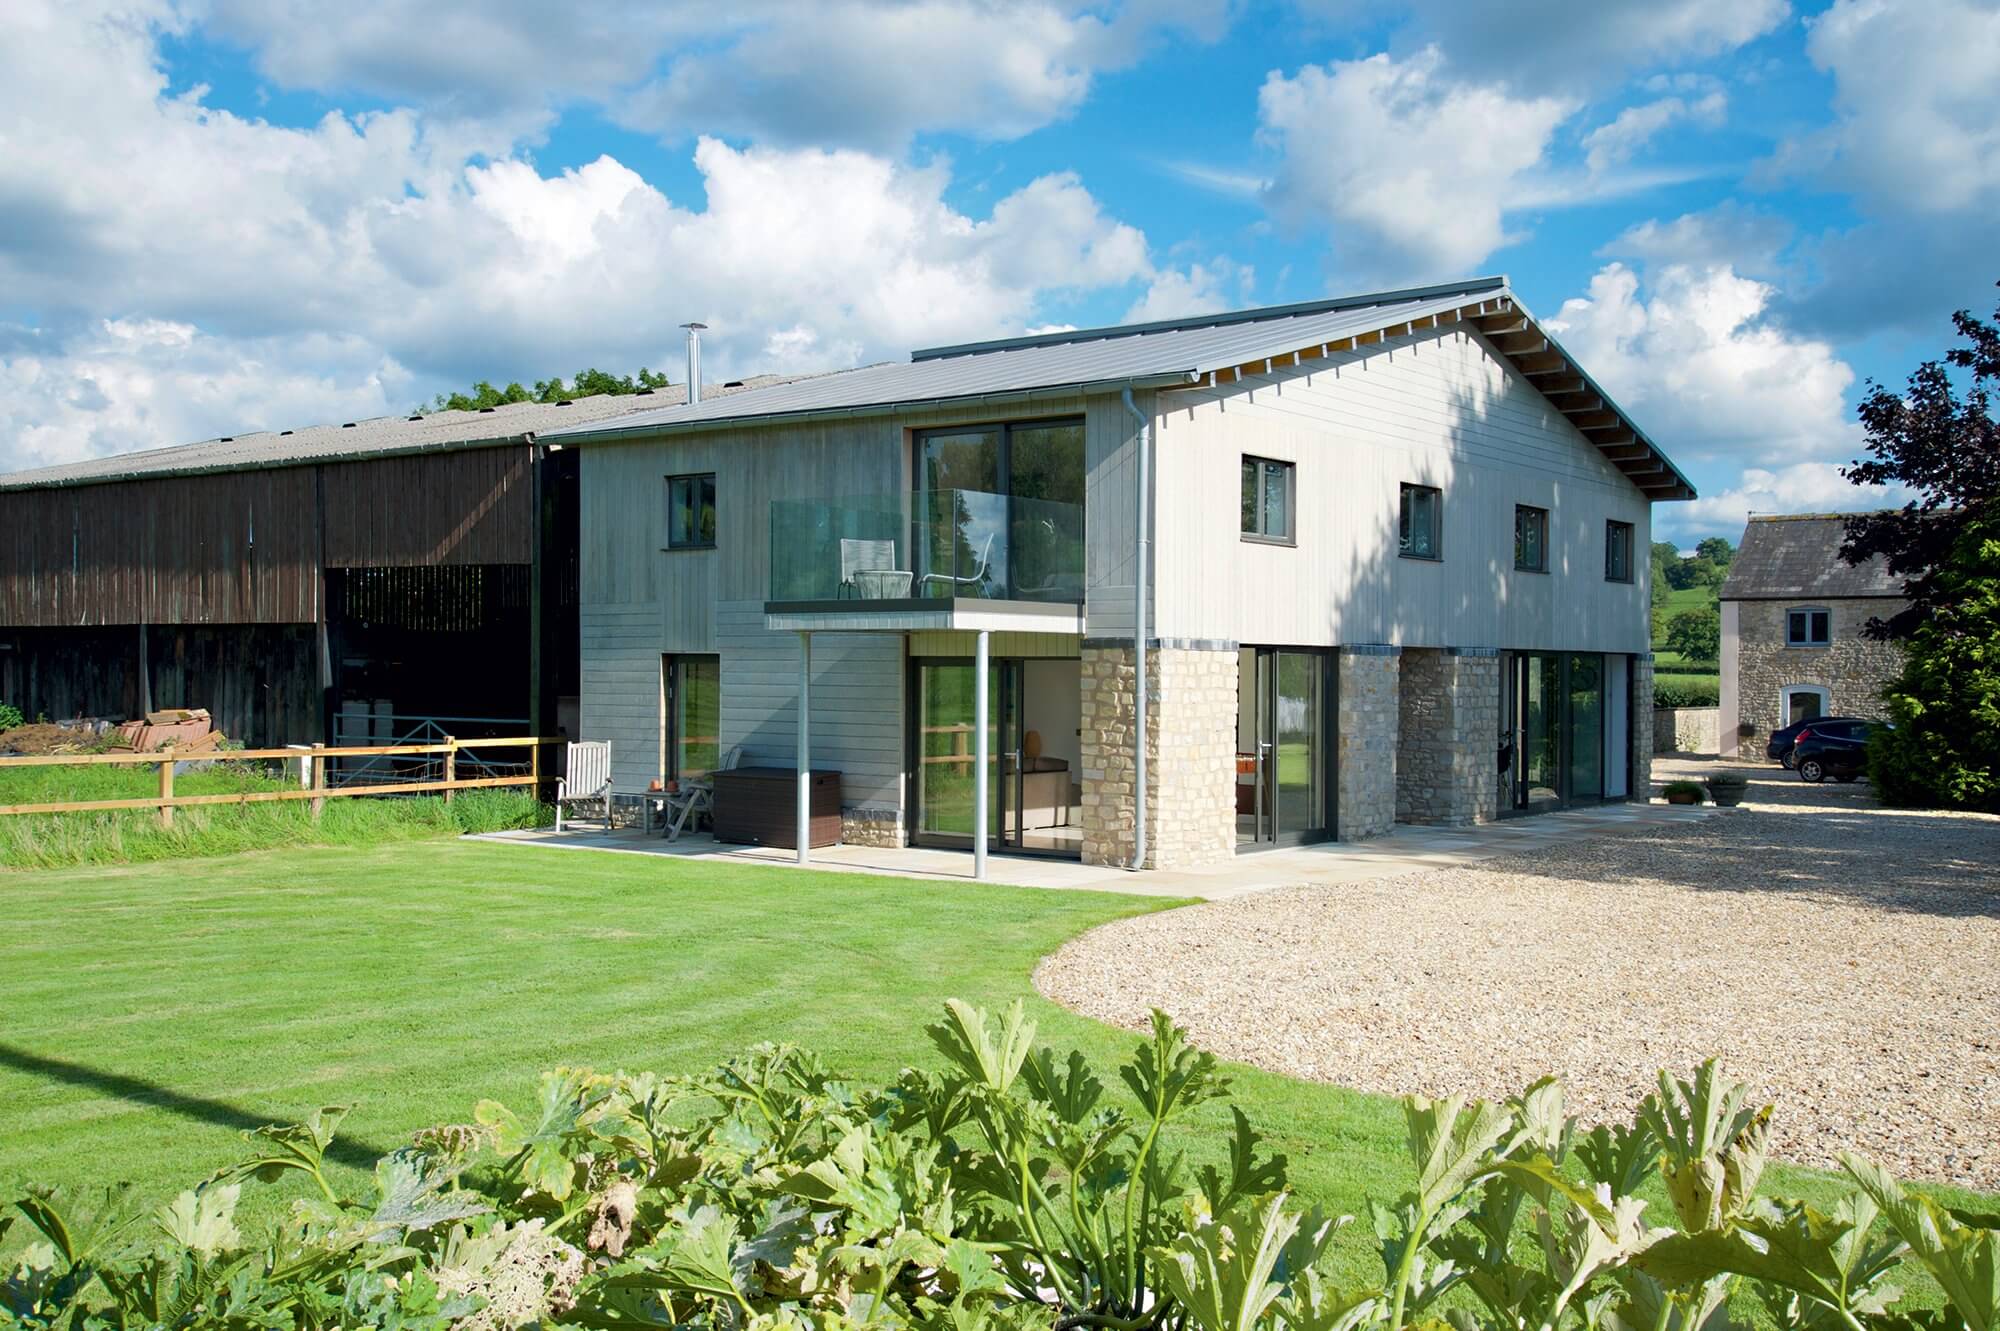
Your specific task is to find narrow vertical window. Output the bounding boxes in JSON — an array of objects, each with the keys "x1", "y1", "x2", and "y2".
[
  {"x1": 1605, "y1": 520, "x2": 1634, "y2": 582},
  {"x1": 1514, "y1": 505, "x2": 1549, "y2": 572},
  {"x1": 1399, "y1": 483, "x2": 1441, "y2": 560},
  {"x1": 1240, "y1": 456, "x2": 1295, "y2": 542},
  {"x1": 667, "y1": 473, "x2": 717, "y2": 548}
]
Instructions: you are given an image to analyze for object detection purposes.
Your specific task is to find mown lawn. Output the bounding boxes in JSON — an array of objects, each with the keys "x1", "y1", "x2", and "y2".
[{"x1": 0, "y1": 839, "x2": 1980, "y2": 1282}]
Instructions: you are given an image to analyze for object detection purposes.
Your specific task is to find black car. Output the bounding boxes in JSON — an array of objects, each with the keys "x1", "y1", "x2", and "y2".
[
  {"x1": 1792, "y1": 721, "x2": 1881, "y2": 783},
  {"x1": 1767, "y1": 715, "x2": 1873, "y2": 767}
]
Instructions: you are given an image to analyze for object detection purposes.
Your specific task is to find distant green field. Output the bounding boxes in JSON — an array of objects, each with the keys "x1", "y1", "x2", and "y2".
[{"x1": 1652, "y1": 583, "x2": 1721, "y2": 674}]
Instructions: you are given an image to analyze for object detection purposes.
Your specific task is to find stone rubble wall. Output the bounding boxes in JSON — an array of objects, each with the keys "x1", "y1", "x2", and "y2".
[
  {"x1": 839, "y1": 808, "x2": 902, "y2": 848},
  {"x1": 1652, "y1": 706, "x2": 1719, "y2": 756},
  {"x1": 1394, "y1": 648, "x2": 1500, "y2": 827},
  {"x1": 1335, "y1": 647, "x2": 1399, "y2": 840},
  {"x1": 1730, "y1": 598, "x2": 1903, "y2": 746},
  {"x1": 1079, "y1": 644, "x2": 1237, "y2": 870}
]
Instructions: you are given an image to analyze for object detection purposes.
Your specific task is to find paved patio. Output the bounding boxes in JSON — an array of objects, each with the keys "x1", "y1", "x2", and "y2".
[{"x1": 473, "y1": 799, "x2": 1712, "y2": 900}]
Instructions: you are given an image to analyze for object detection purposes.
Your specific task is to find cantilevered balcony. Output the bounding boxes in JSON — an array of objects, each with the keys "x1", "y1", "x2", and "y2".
[{"x1": 765, "y1": 488, "x2": 1084, "y2": 633}]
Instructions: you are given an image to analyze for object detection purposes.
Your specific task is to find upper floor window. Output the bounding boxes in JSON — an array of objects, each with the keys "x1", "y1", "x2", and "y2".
[
  {"x1": 1241, "y1": 456, "x2": 1295, "y2": 543},
  {"x1": 1605, "y1": 520, "x2": 1634, "y2": 582},
  {"x1": 1514, "y1": 505, "x2": 1548, "y2": 572},
  {"x1": 1787, "y1": 607, "x2": 1831, "y2": 647},
  {"x1": 667, "y1": 473, "x2": 716, "y2": 549},
  {"x1": 1399, "y1": 483, "x2": 1442, "y2": 560}
]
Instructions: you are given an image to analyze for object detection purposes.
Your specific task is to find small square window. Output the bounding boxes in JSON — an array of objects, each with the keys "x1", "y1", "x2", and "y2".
[
  {"x1": 667, "y1": 473, "x2": 716, "y2": 549},
  {"x1": 1787, "y1": 607, "x2": 1831, "y2": 647},
  {"x1": 1240, "y1": 455, "x2": 1294, "y2": 542},
  {"x1": 1399, "y1": 483, "x2": 1441, "y2": 560},
  {"x1": 1514, "y1": 505, "x2": 1549, "y2": 572},
  {"x1": 1605, "y1": 520, "x2": 1634, "y2": 582}
]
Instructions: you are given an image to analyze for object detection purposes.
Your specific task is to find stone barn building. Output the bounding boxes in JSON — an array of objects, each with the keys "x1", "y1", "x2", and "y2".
[{"x1": 1718, "y1": 513, "x2": 1905, "y2": 757}]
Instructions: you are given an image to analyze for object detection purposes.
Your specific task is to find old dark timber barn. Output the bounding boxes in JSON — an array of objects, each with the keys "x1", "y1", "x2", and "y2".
[{"x1": 0, "y1": 394, "x2": 670, "y2": 748}]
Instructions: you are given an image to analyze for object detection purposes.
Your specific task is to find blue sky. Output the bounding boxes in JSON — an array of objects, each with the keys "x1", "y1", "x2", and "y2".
[{"x1": 1, "y1": 0, "x2": 1995, "y2": 543}]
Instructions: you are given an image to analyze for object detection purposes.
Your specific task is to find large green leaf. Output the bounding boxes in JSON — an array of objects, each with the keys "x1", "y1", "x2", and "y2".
[
  {"x1": 1154, "y1": 1194, "x2": 1321, "y2": 1331},
  {"x1": 1843, "y1": 1153, "x2": 1999, "y2": 1331},
  {"x1": 155, "y1": 1185, "x2": 242, "y2": 1260},
  {"x1": 1634, "y1": 1196, "x2": 1905, "y2": 1323},
  {"x1": 928, "y1": 1000, "x2": 1037, "y2": 1094},
  {"x1": 475, "y1": 1069, "x2": 609, "y2": 1201},
  {"x1": 1404, "y1": 1094, "x2": 1511, "y2": 1218},
  {"x1": 1640, "y1": 1062, "x2": 1769, "y2": 1232}
]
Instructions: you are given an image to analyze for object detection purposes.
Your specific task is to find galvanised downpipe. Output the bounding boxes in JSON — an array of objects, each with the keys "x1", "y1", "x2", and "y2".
[{"x1": 1121, "y1": 385, "x2": 1150, "y2": 872}]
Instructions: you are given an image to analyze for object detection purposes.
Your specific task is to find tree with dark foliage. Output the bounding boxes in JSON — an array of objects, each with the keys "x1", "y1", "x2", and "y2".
[{"x1": 1840, "y1": 282, "x2": 2000, "y2": 639}]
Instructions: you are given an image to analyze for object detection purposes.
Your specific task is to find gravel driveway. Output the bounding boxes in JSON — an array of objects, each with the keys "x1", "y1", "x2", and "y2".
[{"x1": 1037, "y1": 763, "x2": 2000, "y2": 1190}]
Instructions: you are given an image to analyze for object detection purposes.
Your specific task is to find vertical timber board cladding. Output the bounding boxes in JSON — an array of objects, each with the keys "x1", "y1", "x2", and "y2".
[
  {"x1": 321, "y1": 448, "x2": 534, "y2": 568},
  {"x1": 0, "y1": 470, "x2": 320, "y2": 626},
  {"x1": 0, "y1": 445, "x2": 534, "y2": 630}
]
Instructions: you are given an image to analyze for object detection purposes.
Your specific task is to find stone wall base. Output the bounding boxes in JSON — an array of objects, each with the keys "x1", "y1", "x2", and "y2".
[
  {"x1": 1396, "y1": 648, "x2": 1500, "y2": 828},
  {"x1": 1336, "y1": 647, "x2": 1399, "y2": 840},
  {"x1": 1079, "y1": 644, "x2": 1236, "y2": 870},
  {"x1": 840, "y1": 808, "x2": 903, "y2": 848}
]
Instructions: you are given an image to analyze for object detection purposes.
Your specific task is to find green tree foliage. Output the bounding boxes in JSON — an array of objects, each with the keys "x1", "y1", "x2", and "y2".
[
  {"x1": 9, "y1": 1013, "x2": 1998, "y2": 1331},
  {"x1": 1841, "y1": 280, "x2": 2000, "y2": 640},
  {"x1": 427, "y1": 366, "x2": 671, "y2": 413},
  {"x1": 1694, "y1": 536, "x2": 1736, "y2": 566},
  {"x1": 1868, "y1": 500, "x2": 2000, "y2": 811},
  {"x1": 1665, "y1": 607, "x2": 1722, "y2": 663}
]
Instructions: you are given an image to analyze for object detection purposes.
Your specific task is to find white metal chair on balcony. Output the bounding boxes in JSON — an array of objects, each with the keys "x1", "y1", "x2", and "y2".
[
  {"x1": 554, "y1": 740, "x2": 612, "y2": 833},
  {"x1": 837, "y1": 538, "x2": 904, "y2": 598},
  {"x1": 918, "y1": 532, "x2": 995, "y2": 597},
  {"x1": 661, "y1": 744, "x2": 742, "y2": 841}
]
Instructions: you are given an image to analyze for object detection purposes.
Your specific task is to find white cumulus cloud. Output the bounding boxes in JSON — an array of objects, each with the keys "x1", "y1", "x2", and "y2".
[
  {"x1": 1257, "y1": 47, "x2": 1577, "y2": 281},
  {"x1": 1660, "y1": 462, "x2": 1898, "y2": 542},
  {"x1": 1546, "y1": 263, "x2": 1858, "y2": 465}
]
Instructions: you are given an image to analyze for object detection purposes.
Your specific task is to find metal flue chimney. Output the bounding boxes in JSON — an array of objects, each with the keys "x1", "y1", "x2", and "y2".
[{"x1": 681, "y1": 322, "x2": 707, "y2": 405}]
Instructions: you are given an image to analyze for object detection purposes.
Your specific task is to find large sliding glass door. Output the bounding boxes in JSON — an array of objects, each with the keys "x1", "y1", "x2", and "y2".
[
  {"x1": 1235, "y1": 647, "x2": 1330, "y2": 847},
  {"x1": 912, "y1": 655, "x2": 1082, "y2": 858},
  {"x1": 1500, "y1": 651, "x2": 1625, "y2": 812}
]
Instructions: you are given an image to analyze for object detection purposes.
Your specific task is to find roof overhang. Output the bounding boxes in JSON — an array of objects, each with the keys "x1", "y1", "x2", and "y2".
[{"x1": 1162, "y1": 291, "x2": 1697, "y2": 503}]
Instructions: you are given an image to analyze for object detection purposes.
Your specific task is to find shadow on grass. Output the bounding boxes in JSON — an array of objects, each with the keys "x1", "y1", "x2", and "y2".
[{"x1": 0, "y1": 1043, "x2": 389, "y2": 1171}]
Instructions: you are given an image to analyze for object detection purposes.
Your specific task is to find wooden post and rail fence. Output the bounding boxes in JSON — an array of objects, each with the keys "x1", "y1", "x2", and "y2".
[{"x1": 0, "y1": 737, "x2": 561, "y2": 827}]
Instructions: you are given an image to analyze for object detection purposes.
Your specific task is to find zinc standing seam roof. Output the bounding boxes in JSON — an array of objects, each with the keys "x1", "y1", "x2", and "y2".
[{"x1": 543, "y1": 280, "x2": 1513, "y2": 442}]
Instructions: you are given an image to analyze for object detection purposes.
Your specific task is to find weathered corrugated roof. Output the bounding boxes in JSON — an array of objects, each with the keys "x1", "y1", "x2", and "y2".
[
  {"x1": 1719, "y1": 514, "x2": 1903, "y2": 600},
  {"x1": 0, "y1": 377, "x2": 794, "y2": 491},
  {"x1": 542, "y1": 277, "x2": 1695, "y2": 501}
]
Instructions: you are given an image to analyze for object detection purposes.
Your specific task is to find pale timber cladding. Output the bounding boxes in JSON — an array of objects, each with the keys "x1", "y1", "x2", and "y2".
[
  {"x1": 578, "y1": 320, "x2": 1658, "y2": 817},
  {"x1": 577, "y1": 394, "x2": 1142, "y2": 794},
  {"x1": 1155, "y1": 321, "x2": 1651, "y2": 650}
]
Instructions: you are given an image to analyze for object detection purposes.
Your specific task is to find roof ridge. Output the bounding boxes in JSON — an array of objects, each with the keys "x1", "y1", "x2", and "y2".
[{"x1": 909, "y1": 276, "x2": 1510, "y2": 362}]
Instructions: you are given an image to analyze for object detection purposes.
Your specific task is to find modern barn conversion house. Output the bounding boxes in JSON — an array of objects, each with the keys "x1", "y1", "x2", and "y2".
[
  {"x1": 549, "y1": 277, "x2": 1694, "y2": 874},
  {"x1": 0, "y1": 390, "x2": 724, "y2": 750}
]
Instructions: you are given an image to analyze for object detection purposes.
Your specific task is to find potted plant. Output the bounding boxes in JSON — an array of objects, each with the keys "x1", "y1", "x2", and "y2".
[
  {"x1": 1705, "y1": 772, "x2": 1749, "y2": 807},
  {"x1": 1662, "y1": 779, "x2": 1705, "y2": 805}
]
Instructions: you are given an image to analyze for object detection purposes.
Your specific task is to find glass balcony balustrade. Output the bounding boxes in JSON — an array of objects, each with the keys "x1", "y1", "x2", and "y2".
[{"x1": 769, "y1": 488, "x2": 1084, "y2": 604}]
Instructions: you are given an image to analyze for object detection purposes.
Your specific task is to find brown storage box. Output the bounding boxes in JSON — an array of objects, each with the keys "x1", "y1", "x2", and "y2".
[{"x1": 713, "y1": 767, "x2": 842, "y2": 849}]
